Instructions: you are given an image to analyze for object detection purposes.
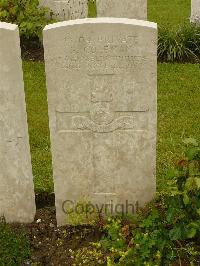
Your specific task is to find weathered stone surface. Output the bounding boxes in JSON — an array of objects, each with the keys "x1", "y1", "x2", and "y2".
[
  {"x1": 96, "y1": 0, "x2": 147, "y2": 20},
  {"x1": 0, "y1": 22, "x2": 36, "y2": 223},
  {"x1": 44, "y1": 18, "x2": 157, "y2": 226},
  {"x1": 191, "y1": 0, "x2": 200, "y2": 23},
  {"x1": 40, "y1": 0, "x2": 88, "y2": 20}
]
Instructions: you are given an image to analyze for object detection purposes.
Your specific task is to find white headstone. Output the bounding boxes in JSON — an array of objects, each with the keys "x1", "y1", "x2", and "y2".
[
  {"x1": 0, "y1": 22, "x2": 36, "y2": 223},
  {"x1": 40, "y1": 0, "x2": 88, "y2": 20},
  {"x1": 96, "y1": 0, "x2": 147, "y2": 20},
  {"x1": 191, "y1": 0, "x2": 200, "y2": 23},
  {"x1": 44, "y1": 18, "x2": 157, "y2": 226}
]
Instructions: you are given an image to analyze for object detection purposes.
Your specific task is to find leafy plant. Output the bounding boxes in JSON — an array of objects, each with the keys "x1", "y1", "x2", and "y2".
[
  {"x1": 158, "y1": 24, "x2": 200, "y2": 62},
  {"x1": 91, "y1": 138, "x2": 200, "y2": 265},
  {"x1": 0, "y1": 0, "x2": 52, "y2": 39},
  {"x1": 100, "y1": 218, "x2": 127, "y2": 252},
  {"x1": 0, "y1": 217, "x2": 30, "y2": 265},
  {"x1": 71, "y1": 246, "x2": 106, "y2": 266}
]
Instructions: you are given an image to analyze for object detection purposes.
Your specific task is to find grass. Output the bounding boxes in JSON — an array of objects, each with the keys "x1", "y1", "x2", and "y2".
[
  {"x1": 148, "y1": 0, "x2": 191, "y2": 28},
  {"x1": 157, "y1": 63, "x2": 200, "y2": 190},
  {"x1": 0, "y1": 217, "x2": 30, "y2": 265},
  {"x1": 23, "y1": 62, "x2": 53, "y2": 193},
  {"x1": 23, "y1": 62, "x2": 200, "y2": 193}
]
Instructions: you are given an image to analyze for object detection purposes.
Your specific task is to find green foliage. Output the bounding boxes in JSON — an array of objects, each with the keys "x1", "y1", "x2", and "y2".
[
  {"x1": 158, "y1": 24, "x2": 200, "y2": 62},
  {"x1": 71, "y1": 246, "x2": 106, "y2": 266},
  {"x1": 0, "y1": 217, "x2": 30, "y2": 265},
  {"x1": 100, "y1": 218, "x2": 127, "y2": 252},
  {"x1": 0, "y1": 0, "x2": 51, "y2": 39},
  {"x1": 97, "y1": 139, "x2": 200, "y2": 265}
]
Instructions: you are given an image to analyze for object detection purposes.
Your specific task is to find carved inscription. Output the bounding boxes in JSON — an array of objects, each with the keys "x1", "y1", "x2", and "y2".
[
  {"x1": 48, "y1": 33, "x2": 152, "y2": 74},
  {"x1": 56, "y1": 75, "x2": 148, "y2": 133},
  {"x1": 72, "y1": 115, "x2": 134, "y2": 133}
]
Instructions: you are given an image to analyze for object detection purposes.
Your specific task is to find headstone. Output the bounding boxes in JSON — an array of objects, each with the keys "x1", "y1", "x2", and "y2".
[
  {"x1": 191, "y1": 0, "x2": 200, "y2": 23},
  {"x1": 96, "y1": 0, "x2": 147, "y2": 20},
  {"x1": 40, "y1": 0, "x2": 88, "y2": 20},
  {"x1": 43, "y1": 18, "x2": 157, "y2": 226},
  {"x1": 0, "y1": 22, "x2": 36, "y2": 223}
]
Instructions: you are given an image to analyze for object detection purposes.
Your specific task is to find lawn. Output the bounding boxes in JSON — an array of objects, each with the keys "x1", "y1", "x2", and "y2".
[
  {"x1": 23, "y1": 62, "x2": 200, "y2": 193},
  {"x1": 148, "y1": 0, "x2": 191, "y2": 28},
  {"x1": 23, "y1": 62, "x2": 53, "y2": 193}
]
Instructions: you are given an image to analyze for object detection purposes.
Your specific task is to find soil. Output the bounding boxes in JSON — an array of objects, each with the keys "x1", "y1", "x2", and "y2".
[
  {"x1": 12, "y1": 206, "x2": 102, "y2": 265},
  {"x1": 21, "y1": 38, "x2": 44, "y2": 62},
  {"x1": 11, "y1": 200, "x2": 199, "y2": 266}
]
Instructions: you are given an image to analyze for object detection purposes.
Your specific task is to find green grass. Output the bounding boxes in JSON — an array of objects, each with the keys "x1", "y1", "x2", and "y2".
[
  {"x1": 148, "y1": 0, "x2": 191, "y2": 28},
  {"x1": 0, "y1": 218, "x2": 30, "y2": 265},
  {"x1": 23, "y1": 62, "x2": 200, "y2": 193},
  {"x1": 23, "y1": 62, "x2": 53, "y2": 193},
  {"x1": 88, "y1": 0, "x2": 191, "y2": 29},
  {"x1": 157, "y1": 63, "x2": 200, "y2": 190}
]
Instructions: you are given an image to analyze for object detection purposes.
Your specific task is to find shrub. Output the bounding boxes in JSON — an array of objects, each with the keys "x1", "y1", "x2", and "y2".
[
  {"x1": 71, "y1": 246, "x2": 106, "y2": 265},
  {"x1": 73, "y1": 138, "x2": 200, "y2": 265},
  {"x1": 0, "y1": 217, "x2": 30, "y2": 265},
  {"x1": 158, "y1": 24, "x2": 200, "y2": 62},
  {"x1": 0, "y1": 0, "x2": 51, "y2": 39}
]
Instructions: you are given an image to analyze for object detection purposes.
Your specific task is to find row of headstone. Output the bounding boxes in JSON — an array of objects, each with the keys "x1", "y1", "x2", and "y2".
[
  {"x1": 40, "y1": 0, "x2": 200, "y2": 25},
  {"x1": 0, "y1": 18, "x2": 157, "y2": 225},
  {"x1": 39, "y1": 0, "x2": 147, "y2": 21}
]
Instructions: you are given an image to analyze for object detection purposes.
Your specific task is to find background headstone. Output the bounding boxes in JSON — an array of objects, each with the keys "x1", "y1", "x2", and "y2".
[
  {"x1": 191, "y1": 0, "x2": 200, "y2": 23},
  {"x1": 40, "y1": 0, "x2": 88, "y2": 20},
  {"x1": 96, "y1": 0, "x2": 147, "y2": 20},
  {"x1": 44, "y1": 18, "x2": 157, "y2": 226},
  {"x1": 0, "y1": 22, "x2": 36, "y2": 223}
]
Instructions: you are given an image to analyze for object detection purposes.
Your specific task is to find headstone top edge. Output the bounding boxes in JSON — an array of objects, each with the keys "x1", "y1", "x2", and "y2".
[
  {"x1": 0, "y1": 22, "x2": 18, "y2": 31},
  {"x1": 44, "y1": 18, "x2": 157, "y2": 32}
]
